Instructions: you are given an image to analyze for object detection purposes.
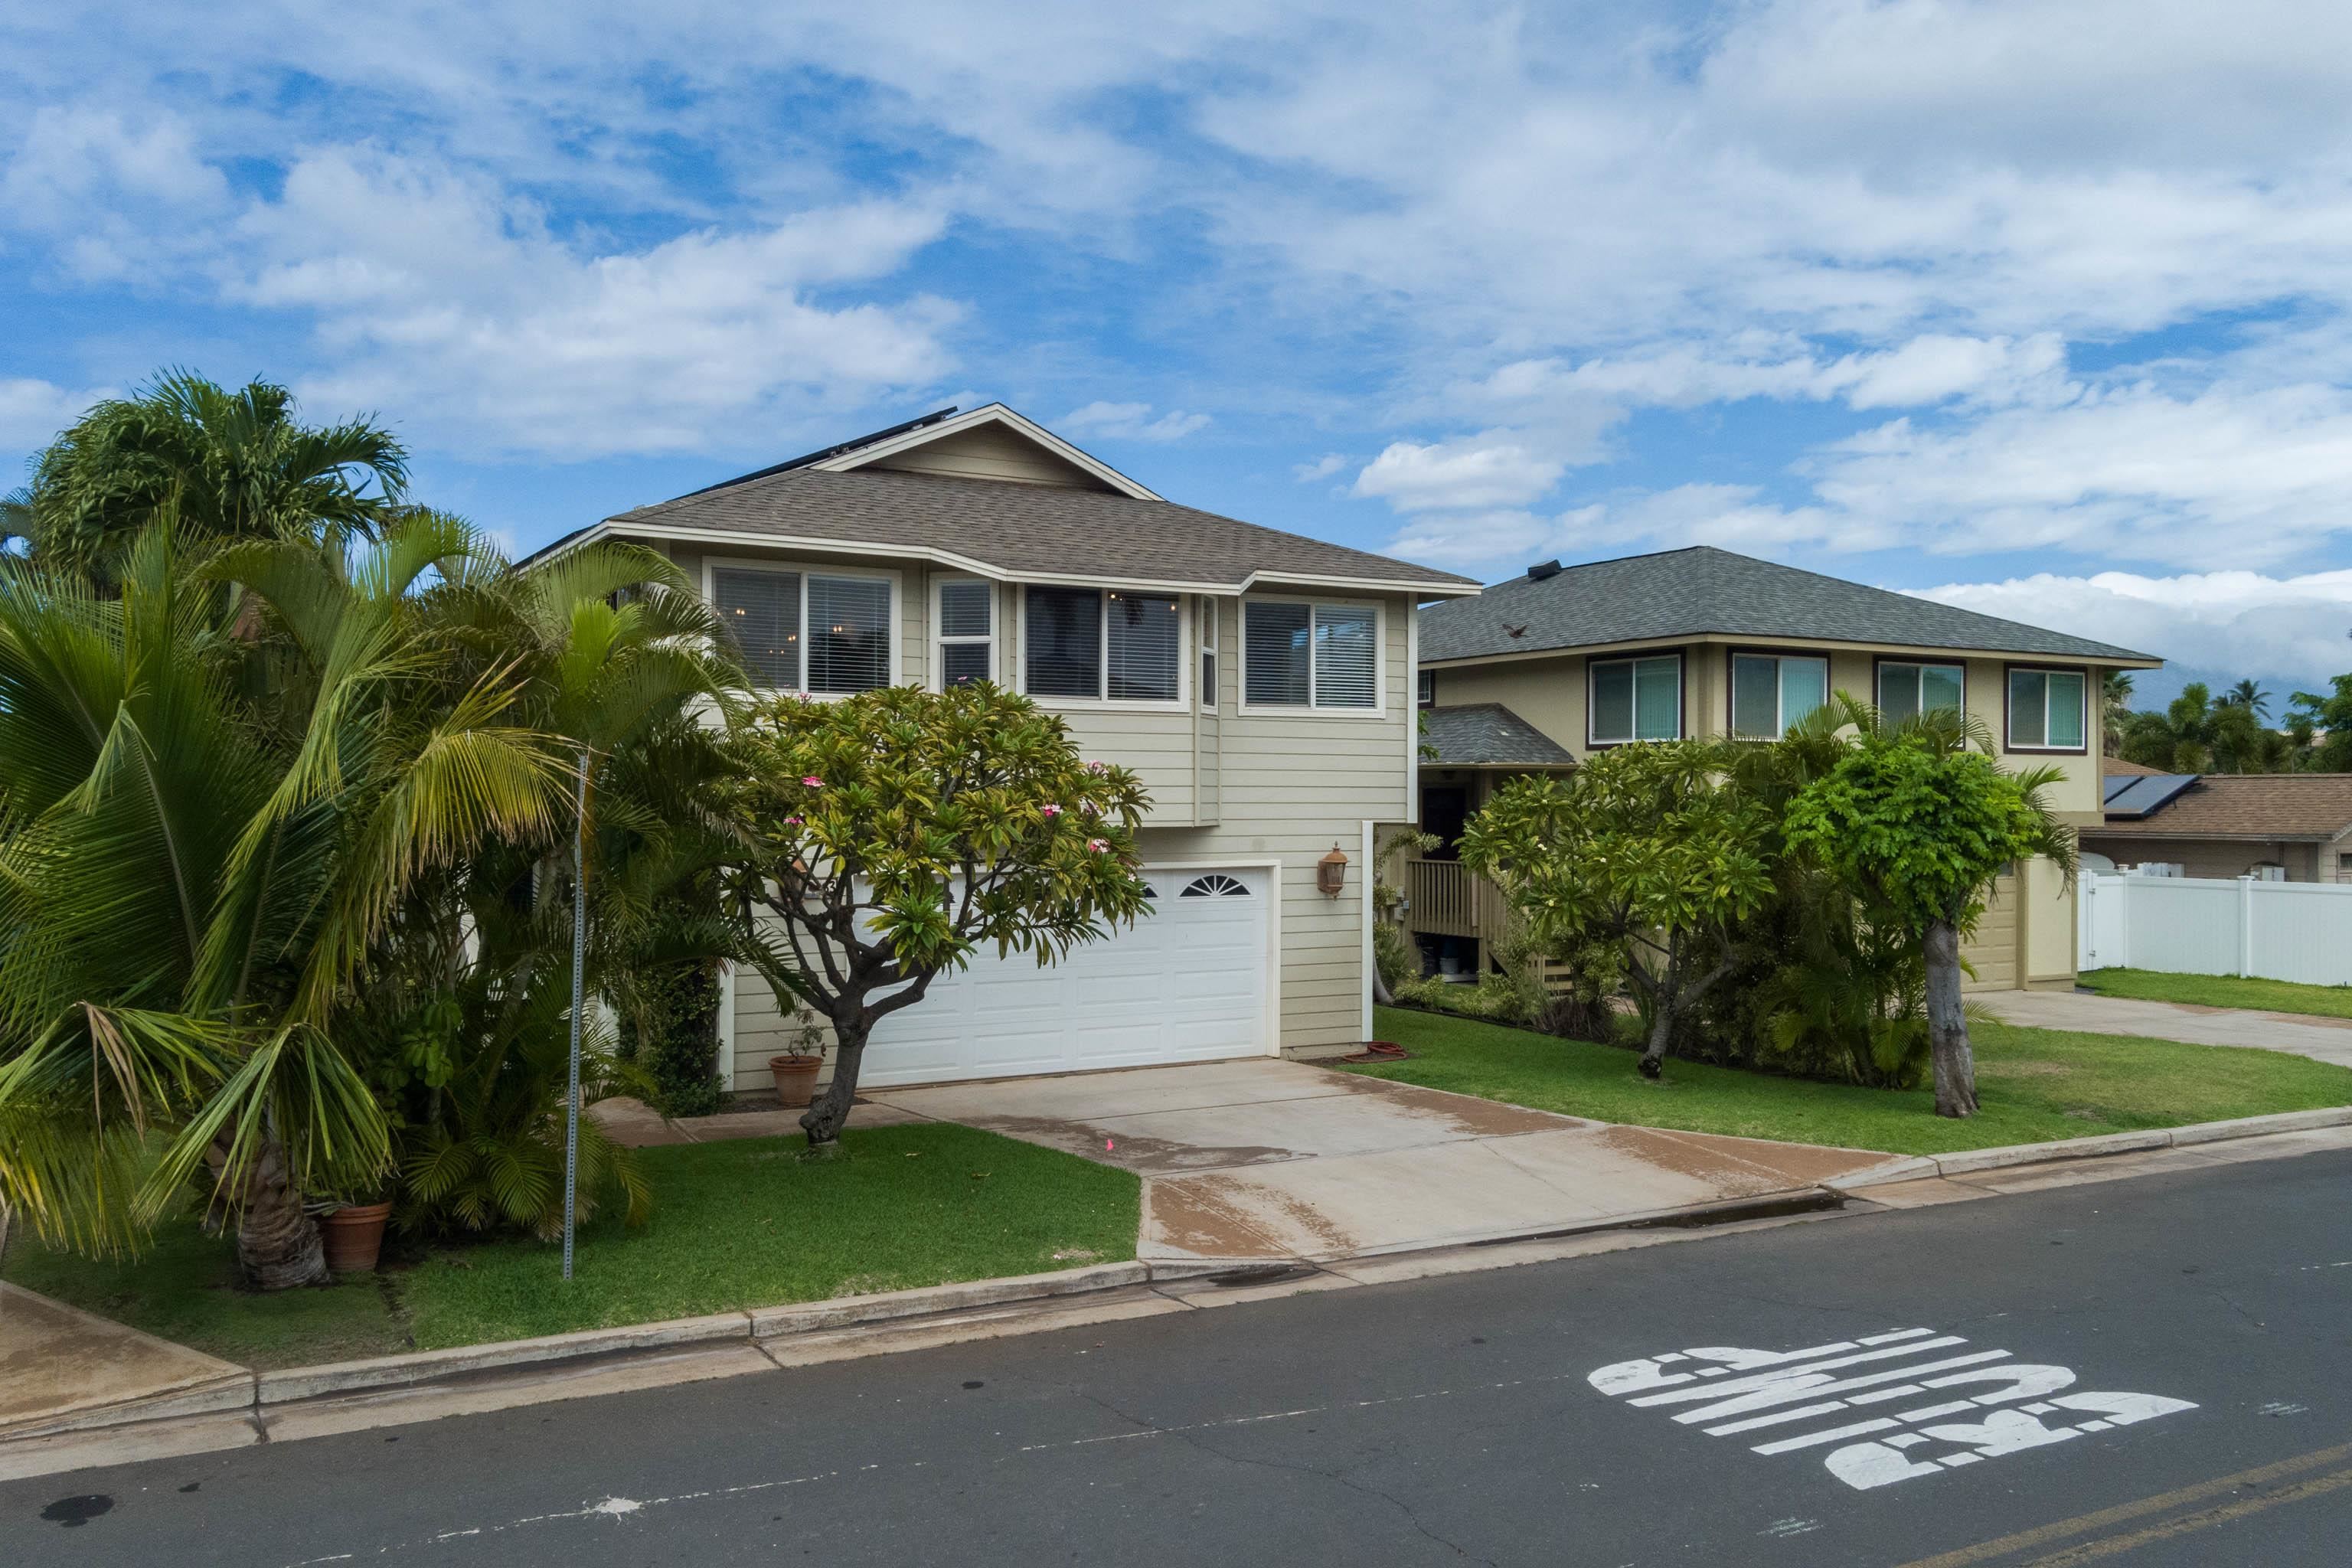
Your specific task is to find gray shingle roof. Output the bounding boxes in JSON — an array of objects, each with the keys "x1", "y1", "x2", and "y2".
[
  {"x1": 1422, "y1": 704, "x2": 1579, "y2": 768},
  {"x1": 1419, "y1": 546, "x2": 2158, "y2": 665},
  {"x1": 567, "y1": 468, "x2": 1479, "y2": 593}
]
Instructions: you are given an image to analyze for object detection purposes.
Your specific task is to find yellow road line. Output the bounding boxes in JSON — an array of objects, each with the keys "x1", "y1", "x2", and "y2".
[
  {"x1": 1892, "y1": 1441, "x2": 2352, "y2": 1568},
  {"x1": 2017, "y1": 1466, "x2": 2352, "y2": 1566}
]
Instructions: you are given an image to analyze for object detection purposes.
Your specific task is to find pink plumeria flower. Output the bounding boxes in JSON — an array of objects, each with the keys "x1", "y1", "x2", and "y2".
[
  {"x1": 801, "y1": 776, "x2": 824, "y2": 788},
  {"x1": 1087, "y1": 838, "x2": 1110, "y2": 854},
  {"x1": 785, "y1": 815, "x2": 804, "y2": 826},
  {"x1": 1040, "y1": 804, "x2": 1063, "y2": 818},
  {"x1": 1085, "y1": 760, "x2": 1108, "y2": 775}
]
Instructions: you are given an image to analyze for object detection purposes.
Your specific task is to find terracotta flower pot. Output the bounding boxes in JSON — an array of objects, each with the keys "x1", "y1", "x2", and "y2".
[
  {"x1": 770, "y1": 1053, "x2": 824, "y2": 1109},
  {"x1": 319, "y1": 1201, "x2": 393, "y2": 1273}
]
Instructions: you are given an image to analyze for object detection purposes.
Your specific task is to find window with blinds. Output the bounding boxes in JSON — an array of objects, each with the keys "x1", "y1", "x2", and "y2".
[
  {"x1": 1024, "y1": 586, "x2": 1102, "y2": 697},
  {"x1": 711, "y1": 567, "x2": 801, "y2": 688},
  {"x1": 936, "y1": 579, "x2": 994, "y2": 688},
  {"x1": 1730, "y1": 652, "x2": 1828, "y2": 740},
  {"x1": 1589, "y1": 655, "x2": 1682, "y2": 743},
  {"x1": 805, "y1": 575, "x2": 893, "y2": 693},
  {"x1": 1243, "y1": 601, "x2": 1379, "y2": 710},
  {"x1": 1197, "y1": 596, "x2": 1217, "y2": 710},
  {"x1": 1107, "y1": 592, "x2": 1181, "y2": 701},
  {"x1": 1879, "y1": 661, "x2": 1965, "y2": 724}
]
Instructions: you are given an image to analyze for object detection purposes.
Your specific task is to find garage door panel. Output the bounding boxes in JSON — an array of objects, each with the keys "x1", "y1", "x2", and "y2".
[{"x1": 853, "y1": 865, "x2": 1272, "y2": 1087}]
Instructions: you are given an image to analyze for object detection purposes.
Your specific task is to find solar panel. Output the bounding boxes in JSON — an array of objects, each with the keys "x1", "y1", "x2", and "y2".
[{"x1": 2102, "y1": 773, "x2": 2200, "y2": 818}]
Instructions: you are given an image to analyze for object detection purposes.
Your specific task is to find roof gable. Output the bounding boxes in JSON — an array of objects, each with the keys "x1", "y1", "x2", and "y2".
[
  {"x1": 818, "y1": 404, "x2": 1160, "y2": 499},
  {"x1": 1419, "y1": 545, "x2": 2158, "y2": 666}
]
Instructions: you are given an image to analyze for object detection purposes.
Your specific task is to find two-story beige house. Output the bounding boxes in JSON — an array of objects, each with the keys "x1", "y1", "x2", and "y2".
[
  {"x1": 544, "y1": 403, "x2": 1478, "y2": 1089},
  {"x1": 1414, "y1": 547, "x2": 2161, "y2": 991}
]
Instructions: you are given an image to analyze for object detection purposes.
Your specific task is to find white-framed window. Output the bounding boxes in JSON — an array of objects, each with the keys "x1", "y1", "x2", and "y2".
[
  {"x1": 708, "y1": 560, "x2": 897, "y2": 694},
  {"x1": 2007, "y1": 666, "x2": 2087, "y2": 750},
  {"x1": 1417, "y1": 670, "x2": 1436, "y2": 708},
  {"x1": 1197, "y1": 596, "x2": 1217, "y2": 711},
  {"x1": 935, "y1": 578, "x2": 994, "y2": 688},
  {"x1": 1588, "y1": 654, "x2": 1681, "y2": 745},
  {"x1": 1730, "y1": 652, "x2": 1828, "y2": 740},
  {"x1": 1241, "y1": 599, "x2": 1380, "y2": 711},
  {"x1": 1879, "y1": 660, "x2": 1966, "y2": 724},
  {"x1": 1022, "y1": 586, "x2": 1184, "y2": 705}
]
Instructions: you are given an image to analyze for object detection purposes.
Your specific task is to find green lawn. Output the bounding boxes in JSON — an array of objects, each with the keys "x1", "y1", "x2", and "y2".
[
  {"x1": 2077, "y1": 967, "x2": 2352, "y2": 1022},
  {"x1": 2, "y1": 1122, "x2": 1138, "y2": 1369},
  {"x1": 1352, "y1": 1004, "x2": 2352, "y2": 1156}
]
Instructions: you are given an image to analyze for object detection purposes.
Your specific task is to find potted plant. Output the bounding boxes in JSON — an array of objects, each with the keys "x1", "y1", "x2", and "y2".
[
  {"x1": 769, "y1": 1006, "x2": 830, "y2": 1109},
  {"x1": 317, "y1": 1193, "x2": 394, "y2": 1273}
]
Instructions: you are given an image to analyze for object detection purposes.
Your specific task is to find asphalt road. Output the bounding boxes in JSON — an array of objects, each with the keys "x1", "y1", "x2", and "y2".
[{"x1": 9, "y1": 1148, "x2": 2352, "y2": 1566}]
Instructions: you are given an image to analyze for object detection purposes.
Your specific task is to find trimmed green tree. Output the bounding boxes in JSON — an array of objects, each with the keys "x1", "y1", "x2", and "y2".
[
  {"x1": 1459, "y1": 740, "x2": 1775, "y2": 1079},
  {"x1": 1786, "y1": 714, "x2": 2073, "y2": 1118},
  {"x1": 723, "y1": 684, "x2": 1154, "y2": 1148}
]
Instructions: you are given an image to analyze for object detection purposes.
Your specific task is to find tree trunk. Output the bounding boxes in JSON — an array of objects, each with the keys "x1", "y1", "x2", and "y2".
[
  {"x1": 800, "y1": 1018, "x2": 867, "y2": 1149},
  {"x1": 1638, "y1": 1004, "x2": 1674, "y2": 1079},
  {"x1": 229, "y1": 1137, "x2": 330, "y2": 1291},
  {"x1": 1924, "y1": 916, "x2": 1978, "y2": 1118}
]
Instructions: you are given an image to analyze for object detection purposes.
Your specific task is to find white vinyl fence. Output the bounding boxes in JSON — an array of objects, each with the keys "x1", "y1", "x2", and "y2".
[{"x1": 2078, "y1": 871, "x2": 2352, "y2": 985}]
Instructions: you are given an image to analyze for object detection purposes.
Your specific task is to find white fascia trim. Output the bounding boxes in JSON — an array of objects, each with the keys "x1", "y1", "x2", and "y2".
[
  {"x1": 580, "y1": 520, "x2": 1475, "y2": 601},
  {"x1": 1241, "y1": 570, "x2": 1481, "y2": 598},
  {"x1": 812, "y1": 403, "x2": 1166, "y2": 502}
]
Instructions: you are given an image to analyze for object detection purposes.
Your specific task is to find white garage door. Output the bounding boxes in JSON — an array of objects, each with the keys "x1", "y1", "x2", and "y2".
[{"x1": 858, "y1": 865, "x2": 1273, "y2": 1087}]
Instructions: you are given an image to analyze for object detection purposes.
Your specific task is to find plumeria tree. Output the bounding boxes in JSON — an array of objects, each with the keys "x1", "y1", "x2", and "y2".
[
  {"x1": 1460, "y1": 740, "x2": 1775, "y2": 1080},
  {"x1": 1786, "y1": 704, "x2": 2073, "y2": 1118},
  {"x1": 724, "y1": 683, "x2": 1153, "y2": 1148}
]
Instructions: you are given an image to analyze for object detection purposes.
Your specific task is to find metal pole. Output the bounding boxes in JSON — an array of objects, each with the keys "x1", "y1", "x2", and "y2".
[{"x1": 563, "y1": 745, "x2": 588, "y2": 1282}]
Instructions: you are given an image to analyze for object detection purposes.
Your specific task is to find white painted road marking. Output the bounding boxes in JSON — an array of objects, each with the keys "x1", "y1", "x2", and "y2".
[{"x1": 1588, "y1": 1328, "x2": 2197, "y2": 1491}]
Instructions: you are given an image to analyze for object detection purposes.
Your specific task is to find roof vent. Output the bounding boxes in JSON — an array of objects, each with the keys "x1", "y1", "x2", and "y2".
[{"x1": 1525, "y1": 559, "x2": 1563, "y2": 581}]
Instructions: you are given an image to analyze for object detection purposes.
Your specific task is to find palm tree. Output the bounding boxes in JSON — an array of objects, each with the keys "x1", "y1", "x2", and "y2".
[
  {"x1": 15, "y1": 371, "x2": 407, "y2": 583},
  {"x1": 0, "y1": 518, "x2": 572, "y2": 1285},
  {"x1": 2220, "y1": 678, "x2": 2272, "y2": 720},
  {"x1": 2101, "y1": 671, "x2": 2135, "y2": 756}
]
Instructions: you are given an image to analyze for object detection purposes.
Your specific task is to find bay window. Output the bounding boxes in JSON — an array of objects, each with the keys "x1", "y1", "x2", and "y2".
[
  {"x1": 1243, "y1": 600, "x2": 1379, "y2": 710},
  {"x1": 711, "y1": 565, "x2": 893, "y2": 693},
  {"x1": 1024, "y1": 586, "x2": 1182, "y2": 704},
  {"x1": 936, "y1": 579, "x2": 994, "y2": 688}
]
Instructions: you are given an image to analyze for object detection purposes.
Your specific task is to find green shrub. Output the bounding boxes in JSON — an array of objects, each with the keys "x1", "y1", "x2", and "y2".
[{"x1": 616, "y1": 959, "x2": 724, "y2": 1117}]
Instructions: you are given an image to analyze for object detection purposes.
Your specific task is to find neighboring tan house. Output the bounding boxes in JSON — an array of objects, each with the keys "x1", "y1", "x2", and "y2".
[
  {"x1": 1413, "y1": 546, "x2": 2161, "y2": 991},
  {"x1": 537, "y1": 403, "x2": 1479, "y2": 1090},
  {"x1": 2086, "y1": 760, "x2": 2352, "y2": 883}
]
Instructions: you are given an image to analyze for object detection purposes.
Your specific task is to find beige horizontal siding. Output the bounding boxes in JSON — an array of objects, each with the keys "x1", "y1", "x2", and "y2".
[{"x1": 867, "y1": 423, "x2": 1105, "y2": 488}]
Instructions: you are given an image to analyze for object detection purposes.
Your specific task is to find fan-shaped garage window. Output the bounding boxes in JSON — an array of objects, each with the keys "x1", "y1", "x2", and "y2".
[{"x1": 1180, "y1": 874, "x2": 1250, "y2": 898}]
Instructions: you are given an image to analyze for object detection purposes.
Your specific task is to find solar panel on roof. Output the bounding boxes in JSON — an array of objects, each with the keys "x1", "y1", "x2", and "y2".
[{"x1": 2102, "y1": 773, "x2": 2200, "y2": 818}]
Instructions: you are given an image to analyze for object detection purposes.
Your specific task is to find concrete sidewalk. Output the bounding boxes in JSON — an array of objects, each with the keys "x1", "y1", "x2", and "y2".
[
  {"x1": 867, "y1": 1060, "x2": 1891, "y2": 1261},
  {"x1": 0, "y1": 1282, "x2": 250, "y2": 1438},
  {"x1": 1978, "y1": 988, "x2": 2352, "y2": 1068}
]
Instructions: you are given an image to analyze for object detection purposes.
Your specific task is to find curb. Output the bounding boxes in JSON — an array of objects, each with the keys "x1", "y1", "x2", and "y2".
[
  {"x1": 1825, "y1": 1104, "x2": 2352, "y2": 1191},
  {"x1": 9, "y1": 1103, "x2": 2347, "y2": 1449}
]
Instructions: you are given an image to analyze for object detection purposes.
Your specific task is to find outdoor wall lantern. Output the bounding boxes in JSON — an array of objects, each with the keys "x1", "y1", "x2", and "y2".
[{"x1": 1317, "y1": 843, "x2": 1350, "y2": 898}]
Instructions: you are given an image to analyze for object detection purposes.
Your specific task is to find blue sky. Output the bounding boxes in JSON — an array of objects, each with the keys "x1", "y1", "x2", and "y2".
[{"x1": 7, "y1": 1, "x2": 2352, "y2": 705}]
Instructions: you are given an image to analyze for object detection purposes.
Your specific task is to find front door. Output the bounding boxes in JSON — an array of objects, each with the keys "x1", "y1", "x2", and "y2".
[{"x1": 1421, "y1": 786, "x2": 1469, "y2": 860}]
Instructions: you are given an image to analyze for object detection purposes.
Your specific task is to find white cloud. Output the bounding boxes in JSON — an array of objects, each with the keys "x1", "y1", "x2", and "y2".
[
  {"x1": 1466, "y1": 333, "x2": 2073, "y2": 416},
  {"x1": 224, "y1": 149, "x2": 957, "y2": 459},
  {"x1": 0, "y1": 106, "x2": 230, "y2": 280},
  {"x1": 1912, "y1": 569, "x2": 2352, "y2": 694},
  {"x1": 1292, "y1": 452, "x2": 1347, "y2": 482},
  {"x1": 1058, "y1": 400, "x2": 1211, "y2": 441},
  {"x1": 1380, "y1": 509, "x2": 1553, "y2": 569},
  {"x1": 0, "y1": 377, "x2": 111, "y2": 451},
  {"x1": 1353, "y1": 430, "x2": 1568, "y2": 512}
]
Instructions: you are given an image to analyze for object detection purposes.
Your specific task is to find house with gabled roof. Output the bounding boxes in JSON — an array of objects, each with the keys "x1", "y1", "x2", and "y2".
[
  {"x1": 534, "y1": 403, "x2": 1480, "y2": 1089},
  {"x1": 1410, "y1": 545, "x2": 2162, "y2": 992},
  {"x1": 2086, "y1": 761, "x2": 2352, "y2": 883}
]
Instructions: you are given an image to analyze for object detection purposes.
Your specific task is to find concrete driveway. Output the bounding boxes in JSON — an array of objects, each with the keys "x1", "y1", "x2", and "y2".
[
  {"x1": 1978, "y1": 988, "x2": 2352, "y2": 1068},
  {"x1": 867, "y1": 1060, "x2": 1893, "y2": 1263}
]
